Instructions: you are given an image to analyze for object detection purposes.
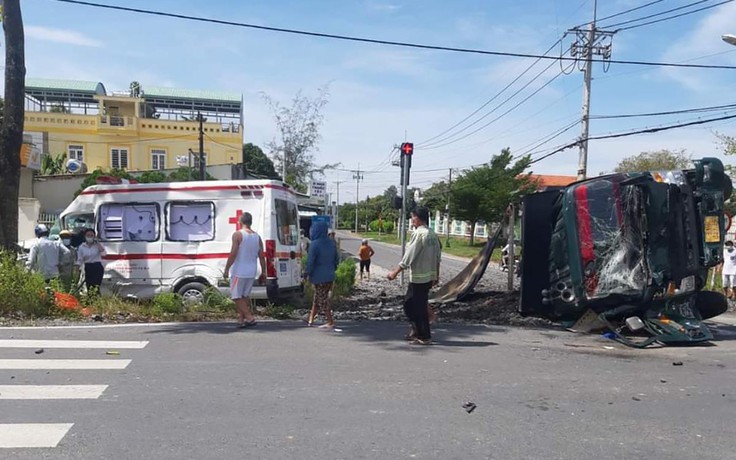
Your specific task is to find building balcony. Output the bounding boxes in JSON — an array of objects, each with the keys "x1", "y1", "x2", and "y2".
[
  {"x1": 24, "y1": 112, "x2": 99, "y2": 131},
  {"x1": 98, "y1": 115, "x2": 137, "y2": 133},
  {"x1": 138, "y1": 118, "x2": 242, "y2": 139}
]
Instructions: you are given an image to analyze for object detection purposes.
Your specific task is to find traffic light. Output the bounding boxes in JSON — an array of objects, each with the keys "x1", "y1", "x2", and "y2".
[
  {"x1": 393, "y1": 195, "x2": 403, "y2": 209},
  {"x1": 400, "y1": 142, "x2": 414, "y2": 156}
]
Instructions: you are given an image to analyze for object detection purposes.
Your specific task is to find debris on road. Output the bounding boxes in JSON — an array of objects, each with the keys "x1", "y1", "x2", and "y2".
[
  {"x1": 462, "y1": 402, "x2": 477, "y2": 413},
  {"x1": 673, "y1": 361, "x2": 684, "y2": 366},
  {"x1": 34, "y1": 348, "x2": 44, "y2": 354},
  {"x1": 106, "y1": 351, "x2": 120, "y2": 356}
]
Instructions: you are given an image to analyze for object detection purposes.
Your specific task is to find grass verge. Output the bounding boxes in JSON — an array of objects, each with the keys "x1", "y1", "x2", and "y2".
[{"x1": 357, "y1": 232, "x2": 503, "y2": 261}]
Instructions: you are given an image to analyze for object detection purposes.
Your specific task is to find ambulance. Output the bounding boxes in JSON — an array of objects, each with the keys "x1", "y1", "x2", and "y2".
[{"x1": 58, "y1": 179, "x2": 303, "y2": 303}]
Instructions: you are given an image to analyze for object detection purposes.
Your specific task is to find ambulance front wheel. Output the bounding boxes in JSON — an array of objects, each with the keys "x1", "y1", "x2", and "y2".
[{"x1": 178, "y1": 281, "x2": 207, "y2": 306}]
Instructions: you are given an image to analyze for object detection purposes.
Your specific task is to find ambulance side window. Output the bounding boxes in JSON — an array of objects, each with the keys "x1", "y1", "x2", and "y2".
[
  {"x1": 166, "y1": 201, "x2": 215, "y2": 242},
  {"x1": 275, "y1": 199, "x2": 298, "y2": 245},
  {"x1": 98, "y1": 202, "x2": 160, "y2": 242}
]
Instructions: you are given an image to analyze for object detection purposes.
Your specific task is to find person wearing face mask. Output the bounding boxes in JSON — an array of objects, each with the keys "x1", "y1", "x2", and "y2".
[
  {"x1": 58, "y1": 230, "x2": 76, "y2": 291},
  {"x1": 75, "y1": 228, "x2": 106, "y2": 294},
  {"x1": 723, "y1": 240, "x2": 736, "y2": 300}
]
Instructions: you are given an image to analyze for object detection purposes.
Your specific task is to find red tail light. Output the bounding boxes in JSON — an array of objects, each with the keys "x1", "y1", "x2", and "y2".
[{"x1": 265, "y1": 239, "x2": 277, "y2": 278}]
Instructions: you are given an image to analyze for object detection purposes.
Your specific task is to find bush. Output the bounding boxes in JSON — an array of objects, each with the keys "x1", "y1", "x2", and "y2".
[
  {"x1": 203, "y1": 287, "x2": 235, "y2": 311},
  {"x1": 264, "y1": 303, "x2": 295, "y2": 319},
  {"x1": 368, "y1": 220, "x2": 394, "y2": 233},
  {"x1": 333, "y1": 259, "x2": 357, "y2": 298},
  {"x1": 0, "y1": 252, "x2": 53, "y2": 317},
  {"x1": 151, "y1": 293, "x2": 184, "y2": 314}
]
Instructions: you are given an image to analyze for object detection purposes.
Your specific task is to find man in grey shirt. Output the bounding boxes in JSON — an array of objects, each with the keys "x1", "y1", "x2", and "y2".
[{"x1": 27, "y1": 224, "x2": 71, "y2": 283}]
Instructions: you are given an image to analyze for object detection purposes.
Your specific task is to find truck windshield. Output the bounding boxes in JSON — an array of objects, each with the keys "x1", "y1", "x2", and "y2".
[{"x1": 575, "y1": 180, "x2": 648, "y2": 299}]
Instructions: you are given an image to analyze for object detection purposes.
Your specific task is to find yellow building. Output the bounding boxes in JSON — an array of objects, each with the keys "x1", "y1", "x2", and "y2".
[{"x1": 24, "y1": 78, "x2": 243, "y2": 172}]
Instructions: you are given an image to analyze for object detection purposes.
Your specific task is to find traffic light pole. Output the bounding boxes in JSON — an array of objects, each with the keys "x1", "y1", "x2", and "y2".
[{"x1": 400, "y1": 153, "x2": 410, "y2": 286}]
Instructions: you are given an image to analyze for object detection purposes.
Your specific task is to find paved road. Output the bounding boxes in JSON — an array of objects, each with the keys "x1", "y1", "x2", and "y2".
[
  {"x1": 337, "y1": 231, "x2": 471, "y2": 274},
  {"x1": 2, "y1": 321, "x2": 736, "y2": 459}
]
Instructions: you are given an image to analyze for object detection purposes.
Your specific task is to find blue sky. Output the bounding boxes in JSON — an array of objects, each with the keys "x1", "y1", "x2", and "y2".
[{"x1": 21, "y1": 0, "x2": 736, "y2": 200}]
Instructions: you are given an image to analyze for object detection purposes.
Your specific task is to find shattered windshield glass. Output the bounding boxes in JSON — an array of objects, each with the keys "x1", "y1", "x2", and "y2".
[{"x1": 575, "y1": 180, "x2": 648, "y2": 299}]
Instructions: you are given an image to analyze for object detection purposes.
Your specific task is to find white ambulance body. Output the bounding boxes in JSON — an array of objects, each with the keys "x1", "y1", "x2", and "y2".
[{"x1": 59, "y1": 180, "x2": 302, "y2": 302}]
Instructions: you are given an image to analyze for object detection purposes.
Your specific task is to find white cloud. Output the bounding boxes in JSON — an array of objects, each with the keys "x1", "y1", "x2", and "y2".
[
  {"x1": 364, "y1": 1, "x2": 401, "y2": 13},
  {"x1": 25, "y1": 25, "x2": 103, "y2": 48},
  {"x1": 659, "y1": 2, "x2": 736, "y2": 91}
]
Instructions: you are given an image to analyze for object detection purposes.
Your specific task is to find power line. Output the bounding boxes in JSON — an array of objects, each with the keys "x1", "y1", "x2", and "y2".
[
  {"x1": 529, "y1": 112, "x2": 736, "y2": 165},
  {"x1": 590, "y1": 102, "x2": 736, "y2": 119},
  {"x1": 589, "y1": 0, "x2": 665, "y2": 25},
  {"x1": 53, "y1": 0, "x2": 736, "y2": 70},
  {"x1": 602, "y1": 0, "x2": 711, "y2": 28},
  {"x1": 416, "y1": 37, "x2": 564, "y2": 147},
  {"x1": 419, "y1": 68, "x2": 564, "y2": 150},
  {"x1": 602, "y1": 0, "x2": 728, "y2": 30},
  {"x1": 617, "y1": 0, "x2": 734, "y2": 31}
]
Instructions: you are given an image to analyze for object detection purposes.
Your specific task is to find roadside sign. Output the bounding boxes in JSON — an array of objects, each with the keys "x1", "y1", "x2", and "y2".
[{"x1": 310, "y1": 181, "x2": 327, "y2": 198}]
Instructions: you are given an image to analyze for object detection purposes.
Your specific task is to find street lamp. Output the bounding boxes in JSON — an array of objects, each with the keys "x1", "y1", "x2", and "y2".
[{"x1": 722, "y1": 34, "x2": 736, "y2": 46}]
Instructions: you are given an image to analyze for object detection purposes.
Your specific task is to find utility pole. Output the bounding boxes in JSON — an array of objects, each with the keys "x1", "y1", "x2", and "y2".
[
  {"x1": 568, "y1": 0, "x2": 614, "y2": 180},
  {"x1": 352, "y1": 164, "x2": 363, "y2": 233},
  {"x1": 334, "y1": 181, "x2": 343, "y2": 229},
  {"x1": 198, "y1": 111, "x2": 205, "y2": 181},
  {"x1": 445, "y1": 168, "x2": 452, "y2": 248}
]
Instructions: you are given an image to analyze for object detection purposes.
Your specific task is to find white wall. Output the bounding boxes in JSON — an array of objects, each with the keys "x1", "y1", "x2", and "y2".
[{"x1": 18, "y1": 197, "x2": 41, "y2": 242}]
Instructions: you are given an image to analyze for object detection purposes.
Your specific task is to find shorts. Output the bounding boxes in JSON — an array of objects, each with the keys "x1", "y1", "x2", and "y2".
[
  {"x1": 230, "y1": 277, "x2": 255, "y2": 299},
  {"x1": 723, "y1": 274, "x2": 736, "y2": 288},
  {"x1": 360, "y1": 259, "x2": 371, "y2": 273}
]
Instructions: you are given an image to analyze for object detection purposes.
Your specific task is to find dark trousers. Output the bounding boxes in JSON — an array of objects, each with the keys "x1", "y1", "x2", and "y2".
[
  {"x1": 404, "y1": 282, "x2": 432, "y2": 340},
  {"x1": 84, "y1": 262, "x2": 104, "y2": 292}
]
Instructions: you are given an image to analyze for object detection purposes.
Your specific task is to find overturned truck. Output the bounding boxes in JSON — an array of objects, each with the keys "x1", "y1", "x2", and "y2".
[{"x1": 520, "y1": 158, "x2": 732, "y2": 346}]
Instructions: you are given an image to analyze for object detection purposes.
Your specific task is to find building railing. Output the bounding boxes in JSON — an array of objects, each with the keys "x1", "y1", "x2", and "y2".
[{"x1": 99, "y1": 115, "x2": 135, "y2": 128}]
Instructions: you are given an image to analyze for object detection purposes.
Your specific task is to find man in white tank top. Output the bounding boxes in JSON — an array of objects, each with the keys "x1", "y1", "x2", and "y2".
[{"x1": 224, "y1": 212, "x2": 266, "y2": 328}]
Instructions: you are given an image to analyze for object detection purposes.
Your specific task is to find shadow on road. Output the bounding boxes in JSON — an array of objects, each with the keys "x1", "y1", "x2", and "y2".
[{"x1": 142, "y1": 319, "x2": 503, "y2": 350}]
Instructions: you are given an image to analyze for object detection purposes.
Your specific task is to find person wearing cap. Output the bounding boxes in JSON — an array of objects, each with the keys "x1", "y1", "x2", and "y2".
[
  {"x1": 358, "y1": 239, "x2": 375, "y2": 281},
  {"x1": 27, "y1": 224, "x2": 70, "y2": 283}
]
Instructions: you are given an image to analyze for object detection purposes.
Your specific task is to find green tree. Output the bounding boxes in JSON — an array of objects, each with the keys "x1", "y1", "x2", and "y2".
[
  {"x1": 262, "y1": 86, "x2": 338, "y2": 192},
  {"x1": 137, "y1": 170, "x2": 167, "y2": 183},
  {"x1": 614, "y1": 149, "x2": 691, "y2": 173},
  {"x1": 75, "y1": 168, "x2": 134, "y2": 196},
  {"x1": 167, "y1": 167, "x2": 214, "y2": 182},
  {"x1": 41, "y1": 152, "x2": 67, "y2": 175},
  {"x1": 243, "y1": 143, "x2": 277, "y2": 178},
  {"x1": 450, "y1": 148, "x2": 533, "y2": 245},
  {"x1": 421, "y1": 181, "x2": 450, "y2": 214}
]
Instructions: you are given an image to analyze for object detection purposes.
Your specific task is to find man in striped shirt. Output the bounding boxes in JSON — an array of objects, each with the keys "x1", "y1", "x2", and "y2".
[{"x1": 388, "y1": 206, "x2": 442, "y2": 345}]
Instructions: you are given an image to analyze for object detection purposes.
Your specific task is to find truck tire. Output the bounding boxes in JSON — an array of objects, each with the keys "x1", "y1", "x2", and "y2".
[
  {"x1": 177, "y1": 281, "x2": 208, "y2": 306},
  {"x1": 696, "y1": 290, "x2": 728, "y2": 320}
]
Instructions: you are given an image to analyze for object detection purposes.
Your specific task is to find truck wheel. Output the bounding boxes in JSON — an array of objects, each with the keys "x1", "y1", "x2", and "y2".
[
  {"x1": 177, "y1": 281, "x2": 207, "y2": 306},
  {"x1": 696, "y1": 290, "x2": 728, "y2": 320}
]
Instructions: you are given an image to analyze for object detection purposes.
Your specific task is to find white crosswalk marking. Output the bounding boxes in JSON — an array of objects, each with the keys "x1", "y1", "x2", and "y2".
[
  {"x1": 0, "y1": 339, "x2": 149, "y2": 349},
  {"x1": 0, "y1": 359, "x2": 131, "y2": 370},
  {"x1": 0, "y1": 337, "x2": 146, "y2": 449},
  {"x1": 0, "y1": 423, "x2": 74, "y2": 448},
  {"x1": 0, "y1": 385, "x2": 109, "y2": 400}
]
